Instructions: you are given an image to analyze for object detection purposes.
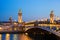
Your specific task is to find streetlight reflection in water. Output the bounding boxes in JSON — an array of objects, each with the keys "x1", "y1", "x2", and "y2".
[
  {"x1": 0, "y1": 33, "x2": 32, "y2": 40},
  {"x1": 19, "y1": 34, "x2": 32, "y2": 40},
  {"x1": 0, "y1": 34, "x2": 2, "y2": 40}
]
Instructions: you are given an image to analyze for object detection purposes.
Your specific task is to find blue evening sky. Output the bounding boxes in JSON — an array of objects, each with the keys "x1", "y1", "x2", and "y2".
[{"x1": 0, "y1": 0, "x2": 60, "y2": 22}]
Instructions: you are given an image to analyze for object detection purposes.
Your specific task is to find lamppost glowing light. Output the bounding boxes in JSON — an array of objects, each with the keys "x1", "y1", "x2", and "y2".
[
  {"x1": 13, "y1": 20, "x2": 18, "y2": 26},
  {"x1": 14, "y1": 22, "x2": 17, "y2": 25},
  {"x1": 0, "y1": 27, "x2": 2, "y2": 30}
]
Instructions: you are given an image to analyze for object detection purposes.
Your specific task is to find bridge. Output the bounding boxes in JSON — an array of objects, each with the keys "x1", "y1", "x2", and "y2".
[
  {"x1": 25, "y1": 24, "x2": 60, "y2": 29},
  {"x1": 0, "y1": 22, "x2": 60, "y2": 37},
  {"x1": 25, "y1": 26, "x2": 60, "y2": 35},
  {"x1": 0, "y1": 10, "x2": 60, "y2": 39}
]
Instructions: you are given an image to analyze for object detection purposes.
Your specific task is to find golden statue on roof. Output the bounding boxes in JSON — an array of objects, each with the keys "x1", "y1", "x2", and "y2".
[{"x1": 18, "y1": 9, "x2": 22, "y2": 13}]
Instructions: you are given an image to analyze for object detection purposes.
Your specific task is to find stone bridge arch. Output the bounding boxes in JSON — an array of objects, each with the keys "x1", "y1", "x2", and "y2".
[
  {"x1": 24, "y1": 26, "x2": 51, "y2": 34},
  {"x1": 25, "y1": 28, "x2": 50, "y2": 34},
  {"x1": 24, "y1": 26, "x2": 59, "y2": 37}
]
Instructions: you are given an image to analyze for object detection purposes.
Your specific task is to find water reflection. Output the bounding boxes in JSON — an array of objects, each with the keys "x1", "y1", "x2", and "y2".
[
  {"x1": 0, "y1": 34, "x2": 2, "y2": 40},
  {"x1": 0, "y1": 32, "x2": 59, "y2": 40},
  {"x1": 1, "y1": 33, "x2": 32, "y2": 40},
  {"x1": 2, "y1": 34, "x2": 6, "y2": 40},
  {"x1": 13, "y1": 34, "x2": 18, "y2": 40},
  {"x1": 10, "y1": 34, "x2": 13, "y2": 40},
  {"x1": 5, "y1": 34, "x2": 10, "y2": 40},
  {"x1": 19, "y1": 34, "x2": 32, "y2": 40}
]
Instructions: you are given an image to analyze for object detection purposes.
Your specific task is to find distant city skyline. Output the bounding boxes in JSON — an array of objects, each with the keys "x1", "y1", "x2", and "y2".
[{"x1": 0, "y1": 0, "x2": 60, "y2": 22}]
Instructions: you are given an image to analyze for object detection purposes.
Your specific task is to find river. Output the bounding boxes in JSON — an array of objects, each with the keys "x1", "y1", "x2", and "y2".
[{"x1": 0, "y1": 33, "x2": 60, "y2": 40}]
